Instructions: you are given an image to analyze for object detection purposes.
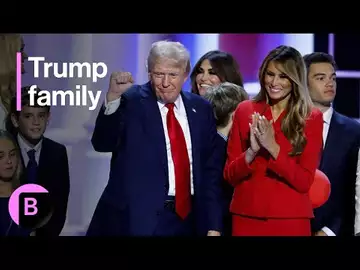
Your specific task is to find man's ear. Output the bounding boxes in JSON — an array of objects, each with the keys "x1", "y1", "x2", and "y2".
[
  {"x1": 10, "y1": 113, "x2": 19, "y2": 128},
  {"x1": 226, "y1": 111, "x2": 235, "y2": 129},
  {"x1": 46, "y1": 111, "x2": 51, "y2": 125}
]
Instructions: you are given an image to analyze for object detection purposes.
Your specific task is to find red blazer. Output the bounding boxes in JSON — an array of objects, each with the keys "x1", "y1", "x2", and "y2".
[{"x1": 224, "y1": 100, "x2": 323, "y2": 219}]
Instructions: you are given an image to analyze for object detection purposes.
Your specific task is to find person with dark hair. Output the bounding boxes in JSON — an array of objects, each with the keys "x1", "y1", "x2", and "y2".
[
  {"x1": 190, "y1": 50, "x2": 244, "y2": 96},
  {"x1": 110, "y1": 50, "x2": 244, "y2": 98},
  {"x1": 6, "y1": 86, "x2": 70, "y2": 236},
  {"x1": 224, "y1": 46, "x2": 323, "y2": 236},
  {"x1": 203, "y1": 82, "x2": 248, "y2": 236},
  {"x1": 303, "y1": 52, "x2": 360, "y2": 236}
]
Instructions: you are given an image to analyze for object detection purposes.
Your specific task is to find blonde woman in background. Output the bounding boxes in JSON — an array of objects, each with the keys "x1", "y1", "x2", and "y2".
[
  {"x1": 0, "y1": 34, "x2": 27, "y2": 129},
  {"x1": 0, "y1": 130, "x2": 32, "y2": 236}
]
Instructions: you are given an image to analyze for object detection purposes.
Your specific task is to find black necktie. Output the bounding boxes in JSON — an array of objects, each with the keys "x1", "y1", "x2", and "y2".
[{"x1": 27, "y1": 149, "x2": 38, "y2": 184}]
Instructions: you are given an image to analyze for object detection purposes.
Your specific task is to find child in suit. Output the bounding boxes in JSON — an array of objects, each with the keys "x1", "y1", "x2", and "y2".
[
  {"x1": 203, "y1": 82, "x2": 248, "y2": 236},
  {"x1": 6, "y1": 86, "x2": 70, "y2": 236}
]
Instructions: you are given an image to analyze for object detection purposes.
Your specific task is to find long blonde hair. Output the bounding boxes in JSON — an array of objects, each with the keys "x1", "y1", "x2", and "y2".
[
  {"x1": 0, "y1": 129, "x2": 22, "y2": 190},
  {"x1": 0, "y1": 34, "x2": 22, "y2": 113},
  {"x1": 254, "y1": 45, "x2": 313, "y2": 156}
]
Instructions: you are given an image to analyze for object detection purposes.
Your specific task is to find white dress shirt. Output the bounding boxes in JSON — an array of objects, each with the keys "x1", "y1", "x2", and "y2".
[
  {"x1": 321, "y1": 107, "x2": 336, "y2": 236},
  {"x1": 17, "y1": 134, "x2": 42, "y2": 166},
  {"x1": 322, "y1": 107, "x2": 333, "y2": 149},
  {"x1": 217, "y1": 131, "x2": 228, "y2": 142},
  {"x1": 355, "y1": 148, "x2": 360, "y2": 235},
  {"x1": 104, "y1": 96, "x2": 194, "y2": 196}
]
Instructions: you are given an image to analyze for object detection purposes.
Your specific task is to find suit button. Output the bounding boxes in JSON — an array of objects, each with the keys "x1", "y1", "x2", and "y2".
[{"x1": 156, "y1": 211, "x2": 161, "y2": 216}]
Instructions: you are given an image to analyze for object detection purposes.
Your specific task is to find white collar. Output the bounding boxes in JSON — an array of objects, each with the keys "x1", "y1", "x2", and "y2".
[
  {"x1": 323, "y1": 107, "x2": 333, "y2": 124},
  {"x1": 17, "y1": 133, "x2": 43, "y2": 154},
  {"x1": 157, "y1": 94, "x2": 183, "y2": 111}
]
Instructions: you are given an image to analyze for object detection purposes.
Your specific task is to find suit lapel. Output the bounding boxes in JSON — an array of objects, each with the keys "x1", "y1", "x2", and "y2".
[
  {"x1": 18, "y1": 143, "x2": 27, "y2": 185},
  {"x1": 181, "y1": 91, "x2": 199, "y2": 151},
  {"x1": 37, "y1": 138, "x2": 50, "y2": 186},
  {"x1": 181, "y1": 91, "x2": 200, "y2": 189},
  {"x1": 140, "y1": 82, "x2": 168, "y2": 179},
  {"x1": 320, "y1": 111, "x2": 343, "y2": 170}
]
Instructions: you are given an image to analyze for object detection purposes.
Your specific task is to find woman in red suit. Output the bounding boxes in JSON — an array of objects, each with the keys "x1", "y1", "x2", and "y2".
[{"x1": 223, "y1": 45, "x2": 323, "y2": 236}]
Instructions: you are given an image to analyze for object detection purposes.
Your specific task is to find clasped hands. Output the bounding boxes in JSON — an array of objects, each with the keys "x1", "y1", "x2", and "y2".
[{"x1": 249, "y1": 112, "x2": 278, "y2": 156}]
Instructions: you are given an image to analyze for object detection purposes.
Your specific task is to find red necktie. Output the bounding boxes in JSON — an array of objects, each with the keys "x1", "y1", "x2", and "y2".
[{"x1": 166, "y1": 103, "x2": 191, "y2": 219}]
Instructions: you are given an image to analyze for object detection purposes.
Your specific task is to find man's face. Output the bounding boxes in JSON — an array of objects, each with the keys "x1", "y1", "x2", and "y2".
[
  {"x1": 11, "y1": 106, "x2": 50, "y2": 143},
  {"x1": 149, "y1": 57, "x2": 188, "y2": 103},
  {"x1": 308, "y1": 62, "x2": 336, "y2": 106}
]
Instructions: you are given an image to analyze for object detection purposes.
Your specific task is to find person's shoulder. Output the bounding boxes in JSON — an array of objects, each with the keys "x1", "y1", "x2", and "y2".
[
  {"x1": 308, "y1": 107, "x2": 323, "y2": 119},
  {"x1": 304, "y1": 107, "x2": 323, "y2": 129},
  {"x1": 121, "y1": 82, "x2": 154, "y2": 101},
  {"x1": 122, "y1": 83, "x2": 144, "y2": 99},
  {"x1": 334, "y1": 110, "x2": 360, "y2": 135},
  {"x1": 237, "y1": 99, "x2": 255, "y2": 110},
  {"x1": 182, "y1": 91, "x2": 214, "y2": 114},
  {"x1": 42, "y1": 137, "x2": 67, "y2": 154},
  {"x1": 335, "y1": 110, "x2": 360, "y2": 126},
  {"x1": 234, "y1": 99, "x2": 257, "y2": 117},
  {"x1": 183, "y1": 90, "x2": 208, "y2": 105}
]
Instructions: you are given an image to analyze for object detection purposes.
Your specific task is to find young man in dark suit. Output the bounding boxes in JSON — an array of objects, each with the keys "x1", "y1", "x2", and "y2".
[
  {"x1": 87, "y1": 40, "x2": 224, "y2": 236},
  {"x1": 304, "y1": 52, "x2": 360, "y2": 236},
  {"x1": 203, "y1": 82, "x2": 248, "y2": 236},
  {"x1": 7, "y1": 87, "x2": 70, "y2": 236}
]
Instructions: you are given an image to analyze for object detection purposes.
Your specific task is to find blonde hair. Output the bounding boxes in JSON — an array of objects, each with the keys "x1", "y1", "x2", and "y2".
[
  {"x1": 0, "y1": 129, "x2": 22, "y2": 190},
  {"x1": 0, "y1": 34, "x2": 22, "y2": 112},
  {"x1": 254, "y1": 45, "x2": 313, "y2": 156}
]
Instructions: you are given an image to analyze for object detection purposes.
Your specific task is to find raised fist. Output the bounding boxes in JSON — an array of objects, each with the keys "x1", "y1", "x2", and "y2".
[{"x1": 107, "y1": 71, "x2": 134, "y2": 102}]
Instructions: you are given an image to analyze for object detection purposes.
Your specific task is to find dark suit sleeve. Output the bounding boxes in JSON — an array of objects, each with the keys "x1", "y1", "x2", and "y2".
[
  {"x1": 91, "y1": 95, "x2": 128, "y2": 152},
  {"x1": 55, "y1": 145, "x2": 70, "y2": 235},
  {"x1": 337, "y1": 129, "x2": 360, "y2": 235},
  {"x1": 323, "y1": 146, "x2": 356, "y2": 235},
  {"x1": 267, "y1": 110, "x2": 323, "y2": 193},
  {"x1": 37, "y1": 145, "x2": 70, "y2": 236},
  {"x1": 203, "y1": 104, "x2": 224, "y2": 233},
  {"x1": 326, "y1": 214, "x2": 342, "y2": 235}
]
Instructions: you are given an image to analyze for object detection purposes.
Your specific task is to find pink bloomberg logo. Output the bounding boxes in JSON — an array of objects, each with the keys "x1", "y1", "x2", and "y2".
[{"x1": 8, "y1": 184, "x2": 53, "y2": 230}]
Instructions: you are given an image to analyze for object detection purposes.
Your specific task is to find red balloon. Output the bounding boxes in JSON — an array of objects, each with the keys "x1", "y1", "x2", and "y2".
[{"x1": 308, "y1": 169, "x2": 331, "y2": 209}]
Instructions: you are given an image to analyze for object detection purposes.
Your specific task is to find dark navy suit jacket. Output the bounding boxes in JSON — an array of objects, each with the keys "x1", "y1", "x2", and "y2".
[
  {"x1": 87, "y1": 82, "x2": 224, "y2": 236},
  {"x1": 216, "y1": 133, "x2": 233, "y2": 236},
  {"x1": 19, "y1": 137, "x2": 70, "y2": 236},
  {"x1": 312, "y1": 111, "x2": 360, "y2": 236}
]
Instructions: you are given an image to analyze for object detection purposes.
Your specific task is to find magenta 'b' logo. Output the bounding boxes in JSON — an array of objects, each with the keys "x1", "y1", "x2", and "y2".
[{"x1": 8, "y1": 184, "x2": 53, "y2": 229}]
